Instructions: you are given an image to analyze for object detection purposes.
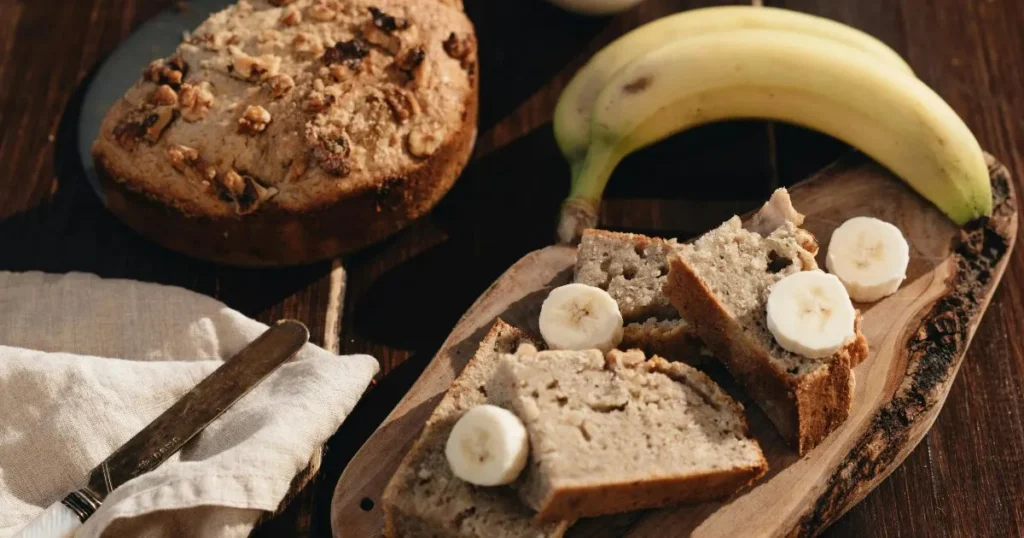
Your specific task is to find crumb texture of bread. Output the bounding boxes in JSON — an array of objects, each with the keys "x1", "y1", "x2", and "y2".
[
  {"x1": 381, "y1": 320, "x2": 571, "y2": 538},
  {"x1": 576, "y1": 229, "x2": 703, "y2": 362},
  {"x1": 664, "y1": 199, "x2": 867, "y2": 454},
  {"x1": 92, "y1": 0, "x2": 478, "y2": 264},
  {"x1": 575, "y1": 229, "x2": 680, "y2": 321},
  {"x1": 489, "y1": 348, "x2": 767, "y2": 521}
]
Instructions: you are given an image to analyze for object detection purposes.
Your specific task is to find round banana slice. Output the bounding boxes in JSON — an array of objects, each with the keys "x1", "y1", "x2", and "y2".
[
  {"x1": 826, "y1": 216, "x2": 910, "y2": 302},
  {"x1": 766, "y1": 271, "x2": 856, "y2": 359},
  {"x1": 539, "y1": 283, "x2": 624, "y2": 352},
  {"x1": 445, "y1": 405, "x2": 529, "y2": 486}
]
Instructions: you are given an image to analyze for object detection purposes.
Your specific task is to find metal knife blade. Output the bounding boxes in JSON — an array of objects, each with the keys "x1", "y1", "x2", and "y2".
[{"x1": 61, "y1": 319, "x2": 309, "y2": 519}]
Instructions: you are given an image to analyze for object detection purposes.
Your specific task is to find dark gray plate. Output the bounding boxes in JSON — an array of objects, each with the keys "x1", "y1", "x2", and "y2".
[{"x1": 77, "y1": 0, "x2": 233, "y2": 203}]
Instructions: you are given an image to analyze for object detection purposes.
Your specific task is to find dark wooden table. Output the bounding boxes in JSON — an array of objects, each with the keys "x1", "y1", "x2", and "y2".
[{"x1": 2, "y1": 0, "x2": 1022, "y2": 536}]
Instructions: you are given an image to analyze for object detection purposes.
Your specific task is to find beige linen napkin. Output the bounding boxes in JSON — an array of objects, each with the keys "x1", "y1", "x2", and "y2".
[{"x1": 0, "y1": 271, "x2": 379, "y2": 537}]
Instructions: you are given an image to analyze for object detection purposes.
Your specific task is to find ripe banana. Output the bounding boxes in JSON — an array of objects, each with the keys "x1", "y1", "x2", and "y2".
[
  {"x1": 539, "y1": 283, "x2": 623, "y2": 352},
  {"x1": 445, "y1": 404, "x2": 529, "y2": 486},
  {"x1": 557, "y1": 29, "x2": 991, "y2": 243},
  {"x1": 766, "y1": 270, "x2": 856, "y2": 359},
  {"x1": 554, "y1": 6, "x2": 913, "y2": 167},
  {"x1": 826, "y1": 217, "x2": 910, "y2": 302}
]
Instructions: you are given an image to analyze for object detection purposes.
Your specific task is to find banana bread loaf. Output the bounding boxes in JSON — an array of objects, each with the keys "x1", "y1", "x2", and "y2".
[
  {"x1": 488, "y1": 348, "x2": 767, "y2": 521},
  {"x1": 381, "y1": 320, "x2": 572, "y2": 538},
  {"x1": 92, "y1": 0, "x2": 478, "y2": 265},
  {"x1": 664, "y1": 194, "x2": 868, "y2": 454},
  {"x1": 574, "y1": 229, "x2": 702, "y2": 362}
]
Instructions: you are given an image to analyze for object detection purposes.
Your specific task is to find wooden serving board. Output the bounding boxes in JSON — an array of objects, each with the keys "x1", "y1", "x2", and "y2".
[{"x1": 331, "y1": 154, "x2": 1017, "y2": 538}]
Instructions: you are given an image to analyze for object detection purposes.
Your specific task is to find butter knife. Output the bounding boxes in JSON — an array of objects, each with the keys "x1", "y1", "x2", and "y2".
[{"x1": 13, "y1": 319, "x2": 310, "y2": 538}]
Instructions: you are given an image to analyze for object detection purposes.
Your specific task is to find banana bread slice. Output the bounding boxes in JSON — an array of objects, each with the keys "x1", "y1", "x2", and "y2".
[
  {"x1": 575, "y1": 229, "x2": 702, "y2": 362},
  {"x1": 381, "y1": 320, "x2": 572, "y2": 538},
  {"x1": 488, "y1": 348, "x2": 767, "y2": 521},
  {"x1": 664, "y1": 203, "x2": 868, "y2": 454}
]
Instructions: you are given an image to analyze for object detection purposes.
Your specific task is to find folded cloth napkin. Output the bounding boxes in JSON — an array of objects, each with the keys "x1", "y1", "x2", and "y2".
[{"x1": 0, "y1": 272, "x2": 379, "y2": 537}]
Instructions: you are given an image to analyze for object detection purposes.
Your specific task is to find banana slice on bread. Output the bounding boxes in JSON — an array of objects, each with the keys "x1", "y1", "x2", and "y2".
[
  {"x1": 539, "y1": 283, "x2": 624, "y2": 352},
  {"x1": 445, "y1": 404, "x2": 529, "y2": 486},
  {"x1": 766, "y1": 271, "x2": 857, "y2": 359}
]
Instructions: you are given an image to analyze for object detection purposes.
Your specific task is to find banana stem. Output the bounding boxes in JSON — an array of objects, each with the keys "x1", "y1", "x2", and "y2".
[{"x1": 556, "y1": 144, "x2": 625, "y2": 244}]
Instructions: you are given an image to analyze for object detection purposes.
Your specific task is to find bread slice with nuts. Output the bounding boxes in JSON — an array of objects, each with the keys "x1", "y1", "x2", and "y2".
[
  {"x1": 92, "y1": 0, "x2": 478, "y2": 265},
  {"x1": 381, "y1": 320, "x2": 573, "y2": 538},
  {"x1": 664, "y1": 190, "x2": 869, "y2": 454},
  {"x1": 574, "y1": 229, "x2": 703, "y2": 363}
]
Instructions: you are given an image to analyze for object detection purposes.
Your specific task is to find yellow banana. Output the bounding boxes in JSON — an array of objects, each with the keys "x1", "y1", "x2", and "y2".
[
  {"x1": 554, "y1": 6, "x2": 913, "y2": 167},
  {"x1": 556, "y1": 29, "x2": 990, "y2": 243}
]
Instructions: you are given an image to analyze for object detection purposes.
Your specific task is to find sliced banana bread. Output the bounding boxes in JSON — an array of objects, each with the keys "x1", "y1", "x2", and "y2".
[
  {"x1": 381, "y1": 320, "x2": 572, "y2": 538},
  {"x1": 664, "y1": 205, "x2": 868, "y2": 454},
  {"x1": 488, "y1": 348, "x2": 767, "y2": 521},
  {"x1": 575, "y1": 229, "x2": 702, "y2": 362}
]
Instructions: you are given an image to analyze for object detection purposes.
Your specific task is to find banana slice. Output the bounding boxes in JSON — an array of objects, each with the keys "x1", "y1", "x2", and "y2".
[
  {"x1": 539, "y1": 283, "x2": 624, "y2": 352},
  {"x1": 826, "y1": 217, "x2": 910, "y2": 302},
  {"x1": 445, "y1": 404, "x2": 529, "y2": 486},
  {"x1": 766, "y1": 271, "x2": 856, "y2": 359}
]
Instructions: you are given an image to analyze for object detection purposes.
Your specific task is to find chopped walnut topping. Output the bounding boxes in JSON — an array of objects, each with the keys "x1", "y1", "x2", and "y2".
[
  {"x1": 221, "y1": 170, "x2": 247, "y2": 197},
  {"x1": 395, "y1": 46, "x2": 427, "y2": 82},
  {"x1": 308, "y1": 1, "x2": 337, "y2": 21},
  {"x1": 384, "y1": 87, "x2": 419, "y2": 122},
  {"x1": 258, "y1": 29, "x2": 281, "y2": 52},
  {"x1": 362, "y1": 7, "x2": 408, "y2": 55},
  {"x1": 322, "y1": 38, "x2": 370, "y2": 69},
  {"x1": 369, "y1": 6, "x2": 409, "y2": 33},
  {"x1": 267, "y1": 74, "x2": 295, "y2": 99},
  {"x1": 148, "y1": 84, "x2": 178, "y2": 106},
  {"x1": 228, "y1": 47, "x2": 281, "y2": 82},
  {"x1": 307, "y1": 128, "x2": 352, "y2": 177},
  {"x1": 237, "y1": 175, "x2": 278, "y2": 214},
  {"x1": 312, "y1": 144, "x2": 351, "y2": 176},
  {"x1": 178, "y1": 82, "x2": 214, "y2": 122},
  {"x1": 407, "y1": 123, "x2": 441, "y2": 158},
  {"x1": 292, "y1": 33, "x2": 324, "y2": 59},
  {"x1": 112, "y1": 118, "x2": 146, "y2": 149},
  {"x1": 238, "y1": 105, "x2": 272, "y2": 135},
  {"x1": 167, "y1": 144, "x2": 199, "y2": 172},
  {"x1": 143, "y1": 106, "x2": 178, "y2": 143},
  {"x1": 443, "y1": 32, "x2": 474, "y2": 68},
  {"x1": 143, "y1": 55, "x2": 189, "y2": 89},
  {"x1": 303, "y1": 89, "x2": 335, "y2": 112},
  {"x1": 327, "y1": 65, "x2": 347, "y2": 82},
  {"x1": 269, "y1": 0, "x2": 296, "y2": 5},
  {"x1": 280, "y1": 5, "x2": 301, "y2": 26},
  {"x1": 363, "y1": 26, "x2": 401, "y2": 56}
]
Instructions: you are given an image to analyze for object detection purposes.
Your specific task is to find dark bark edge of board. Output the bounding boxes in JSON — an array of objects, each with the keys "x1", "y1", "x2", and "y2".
[{"x1": 798, "y1": 156, "x2": 1019, "y2": 536}]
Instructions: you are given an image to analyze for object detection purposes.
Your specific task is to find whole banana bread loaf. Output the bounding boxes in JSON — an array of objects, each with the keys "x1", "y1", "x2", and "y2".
[{"x1": 92, "y1": 0, "x2": 478, "y2": 265}]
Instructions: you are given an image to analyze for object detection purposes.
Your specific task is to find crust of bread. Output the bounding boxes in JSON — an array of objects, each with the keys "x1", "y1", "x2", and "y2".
[
  {"x1": 534, "y1": 464, "x2": 765, "y2": 523},
  {"x1": 665, "y1": 253, "x2": 866, "y2": 454},
  {"x1": 94, "y1": 83, "x2": 477, "y2": 266}
]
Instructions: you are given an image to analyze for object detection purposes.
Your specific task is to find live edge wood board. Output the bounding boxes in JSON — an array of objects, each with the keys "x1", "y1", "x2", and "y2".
[{"x1": 331, "y1": 153, "x2": 1018, "y2": 538}]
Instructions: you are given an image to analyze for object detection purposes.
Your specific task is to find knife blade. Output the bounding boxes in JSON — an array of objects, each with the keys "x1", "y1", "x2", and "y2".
[{"x1": 13, "y1": 319, "x2": 310, "y2": 538}]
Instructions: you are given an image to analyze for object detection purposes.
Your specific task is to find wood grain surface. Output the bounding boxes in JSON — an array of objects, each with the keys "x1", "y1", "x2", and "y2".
[
  {"x1": 330, "y1": 155, "x2": 1016, "y2": 538},
  {"x1": 1, "y1": 0, "x2": 1022, "y2": 536}
]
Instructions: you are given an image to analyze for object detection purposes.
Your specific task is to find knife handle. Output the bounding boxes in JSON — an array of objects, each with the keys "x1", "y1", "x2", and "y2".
[{"x1": 12, "y1": 501, "x2": 82, "y2": 538}]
